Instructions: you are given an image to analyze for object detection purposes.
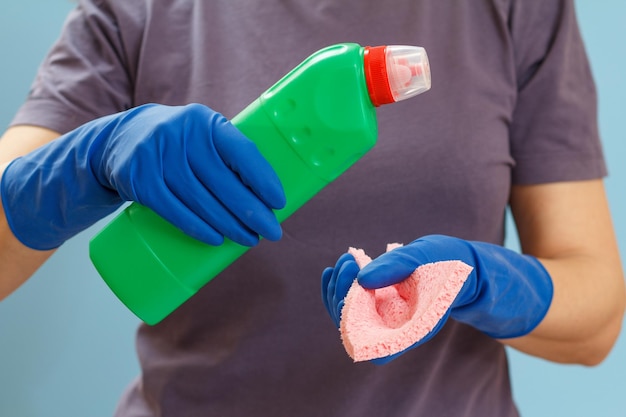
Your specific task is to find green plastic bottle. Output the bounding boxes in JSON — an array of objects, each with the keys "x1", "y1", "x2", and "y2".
[{"x1": 89, "y1": 43, "x2": 431, "y2": 325}]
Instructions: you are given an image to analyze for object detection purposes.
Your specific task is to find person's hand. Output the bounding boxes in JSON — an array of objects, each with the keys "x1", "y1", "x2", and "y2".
[
  {"x1": 0, "y1": 103, "x2": 286, "y2": 250},
  {"x1": 322, "y1": 234, "x2": 553, "y2": 363}
]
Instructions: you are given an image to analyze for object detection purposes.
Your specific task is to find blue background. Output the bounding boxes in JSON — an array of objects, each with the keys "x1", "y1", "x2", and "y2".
[{"x1": 0, "y1": 1, "x2": 624, "y2": 416}]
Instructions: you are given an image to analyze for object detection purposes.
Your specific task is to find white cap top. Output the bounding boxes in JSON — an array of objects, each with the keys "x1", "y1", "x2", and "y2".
[{"x1": 385, "y1": 45, "x2": 431, "y2": 103}]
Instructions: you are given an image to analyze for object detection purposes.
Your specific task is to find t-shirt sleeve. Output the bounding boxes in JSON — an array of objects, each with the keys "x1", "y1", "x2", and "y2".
[
  {"x1": 509, "y1": 0, "x2": 607, "y2": 184},
  {"x1": 10, "y1": 0, "x2": 134, "y2": 134}
]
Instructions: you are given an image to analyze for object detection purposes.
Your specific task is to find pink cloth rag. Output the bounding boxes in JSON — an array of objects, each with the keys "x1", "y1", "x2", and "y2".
[{"x1": 339, "y1": 244, "x2": 473, "y2": 362}]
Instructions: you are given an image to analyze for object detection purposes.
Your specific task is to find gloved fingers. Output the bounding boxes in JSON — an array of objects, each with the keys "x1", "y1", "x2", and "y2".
[
  {"x1": 335, "y1": 299, "x2": 345, "y2": 328},
  {"x1": 323, "y1": 253, "x2": 357, "y2": 326},
  {"x1": 333, "y1": 259, "x2": 360, "y2": 319},
  {"x1": 358, "y1": 245, "x2": 431, "y2": 289},
  {"x1": 146, "y1": 191, "x2": 227, "y2": 246},
  {"x1": 157, "y1": 153, "x2": 272, "y2": 246},
  {"x1": 321, "y1": 267, "x2": 335, "y2": 317},
  {"x1": 139, "y1": 119, "x2": 281, "y2": 243},
  {"x1": 184, "y1": 118, "x2": 283, "y2": 242},
  {"x1": 161, "y1": 174, "x2": 263, "y2": 247},
  {"x1": 208, "y1": 114, "x2": 286, "y2": 210},
  {"x1": 191, "y1": 168, "x2": 283, "y2": 242},
  {"x1": 120, "y1": 152, "x2": 262, "y2": 247}
]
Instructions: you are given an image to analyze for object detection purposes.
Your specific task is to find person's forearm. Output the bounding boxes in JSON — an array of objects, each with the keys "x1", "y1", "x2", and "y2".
[
  {"x1": 504, "y1": 181, "x2": 626, "y2": 365},
  {"x1": 0, "y1": 126, "x2": 61, "y2": 299},
  {"x1": 0, "y1": 163, "x2": 55, "y2": 299},
  {"x1": 502, "y1": 254, "x2": 625, "y2": 365}
]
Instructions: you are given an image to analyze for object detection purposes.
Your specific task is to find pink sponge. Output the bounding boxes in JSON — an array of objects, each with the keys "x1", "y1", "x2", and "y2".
[{"x1": 339, "y1": 244, "x2": 473, "y2": 362}]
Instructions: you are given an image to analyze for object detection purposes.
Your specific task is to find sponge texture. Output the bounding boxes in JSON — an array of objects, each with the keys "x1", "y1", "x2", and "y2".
[{"x1": 339, "y1": 245, "x2": 473, "y2": 362}]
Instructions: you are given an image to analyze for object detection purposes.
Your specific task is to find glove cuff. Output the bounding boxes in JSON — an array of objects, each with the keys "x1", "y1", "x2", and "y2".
[
  {"x1": 452, "y1": 241, "x2": 554, "y2": 339},
  {"x1": 1, "y1": 142, "x2": 123, "y2": 250}
]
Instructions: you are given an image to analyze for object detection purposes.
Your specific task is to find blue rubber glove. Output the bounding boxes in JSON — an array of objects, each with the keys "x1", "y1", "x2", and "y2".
[
  {"x1": 1, "y1": 103, "x2": 286, "y2": 250},
  {"x1": 322, "y1": 234, "x2": 553, "y2": 363}
]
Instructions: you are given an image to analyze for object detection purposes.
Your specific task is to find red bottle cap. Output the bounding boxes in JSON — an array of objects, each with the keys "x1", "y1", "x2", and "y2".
[
  {"x1": 364, "y1": 45, "x2": 431, "y2": 107},
  {"x1": 364, "y1": 46, "x2": 395, "y2": 107}
]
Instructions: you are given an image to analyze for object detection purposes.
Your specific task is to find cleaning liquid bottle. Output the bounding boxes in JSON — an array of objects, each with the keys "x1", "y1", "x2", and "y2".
[{"x1": 89, "y1": 43, "x2": 431, "y2": 325}]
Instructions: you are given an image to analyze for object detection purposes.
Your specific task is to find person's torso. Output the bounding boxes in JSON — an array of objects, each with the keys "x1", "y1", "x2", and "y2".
[{"x1": 113, "y1": 1, "x2": 519, "y2": 415}]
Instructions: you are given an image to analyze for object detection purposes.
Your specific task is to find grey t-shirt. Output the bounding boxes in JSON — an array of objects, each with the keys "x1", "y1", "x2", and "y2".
[{"x1": 12, "y1": 0, "x2": 606, "y2": 416}]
